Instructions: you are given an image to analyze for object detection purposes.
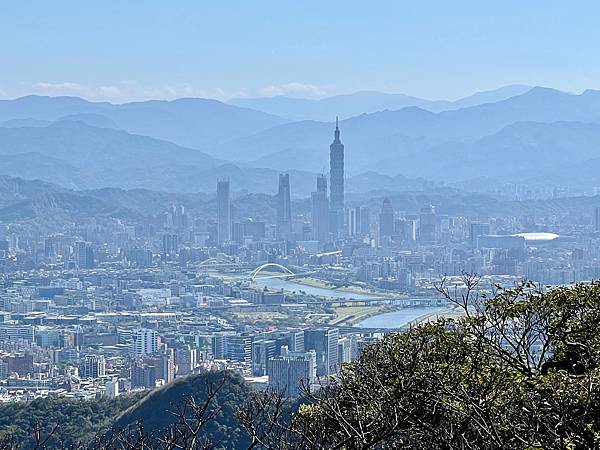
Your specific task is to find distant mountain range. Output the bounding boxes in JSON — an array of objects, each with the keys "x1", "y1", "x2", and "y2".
[
  {"x1": 228, "y1": 85, "x2": 532, "y2": 120},
  {"x1": 0, "y1": 95, "x2": 286, "y2": 149},
  {"x1": 0, "y1": 120, "x2": 433, "y2": 195},
  {"x1": 223, "y1": 88, "x2": 600, "y2": 187},
  {"x1": 4, "y1": 86, "x2": 600, "y2": 194}
]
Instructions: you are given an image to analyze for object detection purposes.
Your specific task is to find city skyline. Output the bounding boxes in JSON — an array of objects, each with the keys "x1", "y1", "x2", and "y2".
[{"x1": 1, "y1": 2, "x2": 599, "y2": 446}]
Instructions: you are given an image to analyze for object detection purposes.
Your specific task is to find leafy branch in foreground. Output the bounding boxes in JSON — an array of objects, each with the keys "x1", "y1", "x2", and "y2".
[{"x1": 276, "y1": 277, "x2": 600, "y2": 449}]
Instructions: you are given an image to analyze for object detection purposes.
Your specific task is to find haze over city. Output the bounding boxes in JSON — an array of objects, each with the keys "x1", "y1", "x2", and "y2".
[{"x1": 1, "y1": 2, "x2": 600, "y2": 449}]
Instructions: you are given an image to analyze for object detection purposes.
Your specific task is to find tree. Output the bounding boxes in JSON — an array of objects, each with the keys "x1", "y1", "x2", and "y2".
[{"x1": 275, "y1": 277, "x2": 600, "y2": 449}]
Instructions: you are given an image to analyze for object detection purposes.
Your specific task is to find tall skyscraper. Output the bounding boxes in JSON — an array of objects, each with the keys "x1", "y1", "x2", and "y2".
[
  {"x1": 329, "y1": 117, "x2": 345, "y2": 236},
  {"x1": 304, "y1": 328, "x2": 339, "y2": 377},
  {"x1": 359, "y1": 207, "x2": 370, "y2": 236},
  {"x1": 276, "y1": 173, "x2": 292, "y2": 240},
  {"x1": 379, "y1": 198, "x2": 395, "y2": 239},
  {"x1": 595, "y1": 207, "x2": 600, "y2": 232},
  {"x1": 75, "y1": 241, "x2": 94, "y2": 269},
  {"x1": 311, "y1": 174, "x2": 329, "y2": 244},
  {"x1": 217, "y1": 180, "x2": 231, "y2": 244},
  {"x1": 252, "y1": 338, "x2": 277, "y2": 376},
  {"x1": 161, "y1": 233, "x2": 179, "y2": 255},
  {"x1": 347, "y1": 206, "x2": 369, "y2": 237},
  {"x1": 419, "y1": 204, "x2": 437, "y2": 243}
]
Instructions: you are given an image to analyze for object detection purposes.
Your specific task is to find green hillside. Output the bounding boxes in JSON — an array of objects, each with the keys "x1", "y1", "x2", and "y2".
[
  {"x1": 114, "y1": 370, "x2": 252, "y2": 448},
  {"x1": 0, "y1": 394, "x2": 140, "y2": 449}
]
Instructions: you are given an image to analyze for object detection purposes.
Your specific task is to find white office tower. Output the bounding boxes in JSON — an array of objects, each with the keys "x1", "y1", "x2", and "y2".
[
  {"x1": 267, "y1": 347, "x2": 317, "y2": 397},
  {"x1": 105, "y1": 379, "x2": 119, "y2": 398},
  {"x1": 131, "y1": 329, "x2": 159, "y2": 355}
]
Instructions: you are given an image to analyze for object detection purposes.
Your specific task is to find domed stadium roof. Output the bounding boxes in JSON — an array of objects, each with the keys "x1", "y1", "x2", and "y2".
[{"x1": 511, "y1": 232, "x2": 559, "y2": 243}]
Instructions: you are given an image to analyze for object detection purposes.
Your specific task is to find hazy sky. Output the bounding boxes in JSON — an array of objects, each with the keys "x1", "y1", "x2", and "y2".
[{"x1": 1, "y1": 1, "x2": 599, "y2": 102}]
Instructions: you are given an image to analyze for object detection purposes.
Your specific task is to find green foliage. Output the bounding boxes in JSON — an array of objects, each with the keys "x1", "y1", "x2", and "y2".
[
  {"x1": 0, "y1": 371, "x2": 253, "y2": 449},
  {"x1": 114, "y1": 370, "x2": 253, "y2": 449},
  {"x1": 0, "y1": 394, "x2": 140, "y2": 449},
  {"x1": 293, "y1": 280, "x2": 600, "y2": 449}
]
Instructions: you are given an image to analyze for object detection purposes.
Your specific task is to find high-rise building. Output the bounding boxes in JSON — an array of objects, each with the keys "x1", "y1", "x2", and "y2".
[
  {"x1": 147, "y1": 353, "x2": 175, "y2": 384},
  {"x1": 394, "y1": 218, "x2": 417, "y2": 242},
  {"x1": 82, "y1": 354, "x2": 105, "y2": 379},
  {"x1": 311, "y1": 174, "x2": 329, "y2": 244},
  {"x1": 174, "y1": 346, "x2": 197, "y2": 376},
  {"x1": 419, "y1": 205, "x2": 437, "y2": 243},
  {"x1": 132, "y1": 362, "x2": 157, "y2": 388},
  {"x1": 347, "y1": 206, "x2": 369, "y2": 237},
  {"x1": 217, "y1": 180, "x2": 231, "y2": 244},
  {"x1": 329, "y1": 118, "x2": 345, "y2": 237},
  {"x1": 469, "y1": 222, "x2": 491, "y2": 247},
  {"x1": 360, "y1": 207, "x2": 370, "y2": 236},
  {"x1": 338, "y1": 336, "x2": 357, "y2": 364},
  {"x1": 276, "y1": 174, "x2": 292, "y2": 240},
  {"x1": 105, "y1": 379, "x2": 119, "y2": 398},
  {"x1": 161, "y1": 234, "x2": 179, "y2": 255},
  {"x1": 379, "y1": 198, "x2": 395, "y2": 239},
  {"x1": 347, "y1": 207, "x2": 359, "y2": 237},
  {"x1": 267, "y1": 348, "x2": 317, "y2": 397},
  {"x1": 225, "y1": 334, "x2": 253, "y2": 363},
  {"x1": 131, "y1": 329, "x2": 159, "y2": 355},
  {"x1": 286, "y1": 329, "x2": 305, "y2": 353},
  {"x1": 252, "y1": 338, "x2": 277, "y2": 376},
  {"x1": 75, "y1": 241, "x2": 94, "y2": 269},
  {"x1": 304, "y1": 328, "x2": 339, "y2": 377},
  {"x1": 6, "y1": 353, "x2": 34, "y2": 377},
  {"x1": 211, "y1": 335, "x2": 226, "y2": 359},
  {"x1": 0, "y1": 360, "x2": 8, "y2": 380},
  {"x1": 595, "y1": 207, "x2": 600, "y2": 232}
]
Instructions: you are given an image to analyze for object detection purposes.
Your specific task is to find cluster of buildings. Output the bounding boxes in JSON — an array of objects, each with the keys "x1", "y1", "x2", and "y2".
[
  {"x1": 0, "y1": 269, "x2": 360, "y2": 400},
  {"x1": 0, "y1": 121, "x2": 599, "y2": 402}
]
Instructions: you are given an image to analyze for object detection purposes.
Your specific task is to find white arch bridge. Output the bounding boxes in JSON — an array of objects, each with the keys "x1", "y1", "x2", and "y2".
[{"x1": 247, "y1": 263, "x2": 314, "y2": 281}]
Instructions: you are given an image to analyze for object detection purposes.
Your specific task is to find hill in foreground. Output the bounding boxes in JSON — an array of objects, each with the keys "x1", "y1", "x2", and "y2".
[{"x1": 0, "y1": 371, "x2": 252, "y2": 449}]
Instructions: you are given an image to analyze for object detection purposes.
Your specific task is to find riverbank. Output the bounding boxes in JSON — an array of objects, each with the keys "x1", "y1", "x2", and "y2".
[
  {"x1": 329, "y1": 304, "x2": 400, "y2": 326},
  {"x1": 355, "y1": 304, "x2": 464, "y2": 329},
  {"x1": 289, "y1": 276, "x2": 395, "y2": 298},
  {"x1": 410, "y1": 304, "x2": 465, "y2": 325}
]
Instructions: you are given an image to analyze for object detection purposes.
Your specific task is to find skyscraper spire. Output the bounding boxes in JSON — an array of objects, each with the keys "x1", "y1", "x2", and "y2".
[
  {"x1": 276, "y1": 173, "x2": 292, "y2": 240},
  {"x1": 330, "y1": 116, "x2": 344, "y2": 237}
]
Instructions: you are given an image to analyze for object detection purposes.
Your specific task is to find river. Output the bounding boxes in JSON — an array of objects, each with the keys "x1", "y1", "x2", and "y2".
[
  {"x1": 355, "y1": 306, "x2": 448, "y2": 329},
  {"x1": 254, "y1": 277, "x2": 450, "y2": 328}
]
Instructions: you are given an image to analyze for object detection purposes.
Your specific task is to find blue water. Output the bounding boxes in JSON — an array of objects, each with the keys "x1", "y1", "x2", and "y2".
[
  {"x1": 356, "y1": 306, "x2": 448, "y2": 329},
  {"x1": 255, "y1": 277, "x2": 450, "y2": 328}
]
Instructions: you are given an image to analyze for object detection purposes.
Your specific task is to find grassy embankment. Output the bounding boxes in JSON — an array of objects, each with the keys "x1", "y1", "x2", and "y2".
[{"x1": 291, "y1": 277, "x2": 397, "y2": 298}]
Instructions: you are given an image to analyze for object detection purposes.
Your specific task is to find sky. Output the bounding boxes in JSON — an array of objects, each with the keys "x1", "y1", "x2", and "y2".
[{"x1": 1, "y1": 1, "x2": 599, "y2": 102}]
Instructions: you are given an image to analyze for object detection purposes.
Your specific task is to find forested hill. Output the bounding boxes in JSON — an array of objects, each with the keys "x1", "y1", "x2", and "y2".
[
  {"x1": 114, "y1": 371, "x2": 252, "y2": 448},
  {"x1": 0, "y1": 371, "x2": 252, "y2": 449},
  {"x1": 0, "y1": 394, "x2": 140, "y2": 449}
]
